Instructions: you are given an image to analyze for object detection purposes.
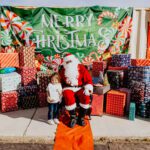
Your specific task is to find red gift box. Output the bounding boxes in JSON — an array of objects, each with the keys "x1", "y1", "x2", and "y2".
[
  {"x1": 92, "y1": 61, "x2": 107, "y2": 77},
  {"x1": 0, "y1": 53, "x2": 19, "y2": 68},
  {"x1": 91, "y1": 94, "x2": 104, "y2": 116},
  {"x1": 37, "y1": 71, "x2": 51, "y2": 92},
  {"x1": 0, "y1": 91, "x2": 18, "y2": 112},
  {"x1": 131, "y1": 59, "x2": 150, "y2": 66},
  {"x1": 108, "y1": 66, "x2": 128, "y2": 71},
  {"x1": 38, "y1": 92, "x2": 48, "y2": 107},
  {"x1": 18, "y1": 46, "x2": 35, "y2": 67},
  {"x1": 106, "y1": 90, "x2": 126, "y2": 117},
  {"x1": 19, "y1": 67, "x2": 37, "y2": 86}
]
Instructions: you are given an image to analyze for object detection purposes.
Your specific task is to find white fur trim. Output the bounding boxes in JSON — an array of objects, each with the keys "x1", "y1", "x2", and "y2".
[
  {"x1": 83, "y1": 89, "x2": 90, "y2": 96},
  {"x1": 84, "y1": 84, "x2": 93, "y2": 92},
  {"x1": 79, "y1": 103, "x2": 90, "y2": 109},
  {"x1": 64, "y1": 55, "x2": 76, "y2": 62},
  {"x1": 65, "y1": 103, "x2": 76, "y2": 111},
  {"x1": 63, "y1": 87, "x2": 81, "y2": 92}
]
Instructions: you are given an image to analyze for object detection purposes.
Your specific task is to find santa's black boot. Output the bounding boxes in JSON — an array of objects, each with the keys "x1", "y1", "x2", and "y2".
[
  {"x1": 87, "y1": 106, "x2": 92, "y2": 120},
  {"x1": 78, "y1": 107, "x2": 87, "y2": 126},
  {"x1": 68, "y1": 109, "x2": 77, "y2": 128}
]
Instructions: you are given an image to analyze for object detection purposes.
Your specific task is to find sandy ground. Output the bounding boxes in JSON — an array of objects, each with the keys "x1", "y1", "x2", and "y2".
[
  {"x1": 0, "y1": 142, "x2": 149, "y2": 150},
  {"x1": 0, "y1": 137, "x2": 149, "y2": 150}
]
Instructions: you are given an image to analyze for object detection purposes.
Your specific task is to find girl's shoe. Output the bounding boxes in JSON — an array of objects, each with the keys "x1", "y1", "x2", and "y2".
[
  {"x1": 48, "y1": 119, "x2": 55, "y2": 125},
  {"x1": 54, "y1": 118, "x2": 60, "y2": 124}
]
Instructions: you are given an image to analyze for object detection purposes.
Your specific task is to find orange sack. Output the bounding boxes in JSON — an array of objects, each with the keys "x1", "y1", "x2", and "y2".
[{"x1": 54, "y1": 115, "x2": 94, "y2": 150}]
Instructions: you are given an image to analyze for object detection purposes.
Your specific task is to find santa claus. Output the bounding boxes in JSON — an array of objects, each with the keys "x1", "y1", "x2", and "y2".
[{"x1": 59, "y1": 53, "x2": 93, "y2": 128}]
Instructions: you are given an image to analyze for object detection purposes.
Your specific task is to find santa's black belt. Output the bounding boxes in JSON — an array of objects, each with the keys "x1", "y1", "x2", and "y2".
[{"x1": 65, "y1": 86, "x2": 82, "y2": 88}]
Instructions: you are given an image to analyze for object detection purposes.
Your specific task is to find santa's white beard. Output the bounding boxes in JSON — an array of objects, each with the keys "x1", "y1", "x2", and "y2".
[{"x1": 63, "y1": 60, "x2": 79, "y2": 86}]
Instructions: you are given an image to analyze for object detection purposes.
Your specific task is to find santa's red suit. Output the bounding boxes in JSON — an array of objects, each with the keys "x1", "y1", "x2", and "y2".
[{"x1": 59, "y1": 54, "x2": 93, "y2": 111}]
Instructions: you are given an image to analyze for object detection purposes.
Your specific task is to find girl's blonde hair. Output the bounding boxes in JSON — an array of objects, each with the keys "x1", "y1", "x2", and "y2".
[{"x1": 50, "y1": 73, "x2": 61, "y2": 83}]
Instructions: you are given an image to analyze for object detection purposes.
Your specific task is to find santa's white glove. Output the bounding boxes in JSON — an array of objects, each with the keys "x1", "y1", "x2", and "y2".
[
  {"x1": 83, "y1": 88, "x2": 90, "y2": 96},
  {"x1": 84, "y1": 84, "x2": 93, "y2": 96}
]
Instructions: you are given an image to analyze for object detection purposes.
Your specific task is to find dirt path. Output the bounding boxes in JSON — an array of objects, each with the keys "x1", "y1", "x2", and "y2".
[
  {"x1": 0, "y1": 137, "x2": 149, "y2": 150},
  {"x1": 0, "y1": 142, "x2": 149, "y2": 150}
]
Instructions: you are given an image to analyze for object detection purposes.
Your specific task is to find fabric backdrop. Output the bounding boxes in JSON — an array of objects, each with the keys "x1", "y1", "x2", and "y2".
[{"x1": 0, "y1": 6, "x2": 133, "y2": 70}]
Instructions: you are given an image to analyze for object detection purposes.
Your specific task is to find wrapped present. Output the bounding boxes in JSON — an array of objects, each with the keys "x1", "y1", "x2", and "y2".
[
  {"x1": 107, "y1": 70, "x2": 124, "y2": 89},
  {"x1": 144, "y1": 97, "x2": 150, "y2": 104},
  {"x1": 146, "y1": 101, "x2": 150, "y2": 118},
  {"x1": 0, "y1": 53, "x2": 19, "y2": 68},
  {"x1": 92, "y1": 77, "x2": 100, "y2": 84},
  {"x1": 92, "y1": 71, "x2": 104, "y2": 84},
  {"x1": 107, "y1": 57, "x2": 112, "y2": 66},
  {"x1": 18, "y1": 85, "x2": 38, "y2": 109},
  {"x1": 136, "y1": 101, "x2": 147, "y2": 118},
  {"x1": 38, "y1": 92, "x2": 48, "y2": 107},
  {"x1": 131, "y1": 90, "x2": 145, "y2": 103},
  {"x1": 106, "y1": 90, "x2": 126, "y2": 116},
  {"x1": 94, "y1": 85, "x2": 110, "y2": 95},
  {"x1": 0, "y1": 72, "x2": 21, "y2": 92},
  {"x1": 111, "y1": 54, "x2": 131, "y2": 67},
  {"x1": 18, "y1": 95, "x2": 38, "y2": 109},
  {"x1": 138, "y1": 101, "x2": 150, "y2": 118},
  {"x1": 92, "y1": 61, "x2": 107, "y2": 77},
  {"x1": 18, "y1": 85, "x2": 38, "y2": 96},
  {"x1": 119, "y1": 88, "x2": 131, "y2": 114},
  {"x1": 131, "y1": 59, "x2": 150, "y2": 66},
  {"x1": 128, "y1": 66, "x2": 150, "y2": 83},
  {"x1": 18, "y1": 46, "x2": 35, "y2": 67},
  {"x1": 0, "y1": 46, "x2": 17, "y2": 53},
  {"x1": 0, "y1": 91, "x2": 18, "y2": 112},
  {"x1": 37, "y1": 71, "x2": 51, "y2": 92},
  {"x1": 108, "y1": 66, "x2": 128, "y2": 71},
  {"x1": 19, "y1": 67, "x2": 37, "y2": 86},
  {"x1": 129, "y1": 102, "x2": 136, "y2": 121},
  {"x1": 144, "y1": 82, "x2": 150, "y2": 103},
  {"x1": 92, "y1": 73, "x2": 103, "y2": 83},
  {"x1": 91, "y1": 94, "x2": 104, "y2": 116},
  {"x1": 108, "y1": 66, "x2": 128, "y2": 87},
  {"x1": 129, "y1": 80, "x2": 145, "y2": 102}
]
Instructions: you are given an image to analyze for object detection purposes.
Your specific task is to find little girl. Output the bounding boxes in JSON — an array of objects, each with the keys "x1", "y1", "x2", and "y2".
[{"x1": 47, "y1": 73, "x2": 62, "y2": 125}]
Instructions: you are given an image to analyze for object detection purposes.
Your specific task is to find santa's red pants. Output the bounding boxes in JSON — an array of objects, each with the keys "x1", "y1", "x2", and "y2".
[{"x1": 63, "y1": 89, "x2": 90, "y2": 110}]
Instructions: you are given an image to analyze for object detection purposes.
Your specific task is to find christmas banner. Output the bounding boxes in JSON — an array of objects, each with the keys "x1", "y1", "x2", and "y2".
[{"x1": 0, "y1": 6, "x2": 133, "y2": 69}]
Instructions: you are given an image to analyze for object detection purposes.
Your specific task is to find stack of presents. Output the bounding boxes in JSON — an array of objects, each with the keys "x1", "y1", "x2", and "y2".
[
  {"x1": 91, "y1": 54, "x2": 150, "y2": 120},
  {"x1": 0, "y1": 48, "x2": 149, "y2": 121},
  {"x1": 0, "y1": 46, "x2": 51, "y2": 112}
]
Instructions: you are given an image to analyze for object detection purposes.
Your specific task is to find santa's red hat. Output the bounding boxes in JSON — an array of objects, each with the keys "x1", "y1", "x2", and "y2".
[{"x1": 63, "y1": 53, "x2": 76, "y2": 62}]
